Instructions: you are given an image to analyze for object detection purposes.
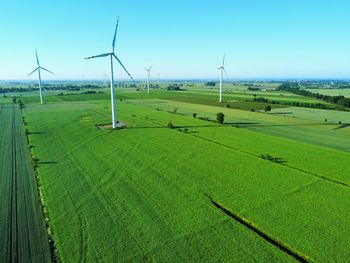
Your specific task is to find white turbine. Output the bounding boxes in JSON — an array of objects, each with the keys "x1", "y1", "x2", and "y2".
[
  {"x1": 217, "y1": 54, "x2": 228, "y2": 103},
  {"x1": 27, "y1": 50, "x2": 55, "y2": 104},
  {"x1": 85, "y1": 17, "x2": 134, "y2": 129},
  {"x1": 144, "y1": 65, "x2": 153, "y2": 94}
]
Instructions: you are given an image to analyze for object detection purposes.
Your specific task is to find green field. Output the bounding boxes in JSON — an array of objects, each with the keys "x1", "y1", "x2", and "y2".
[
  {"x1": 0, "y1": 104, "x2": 51, "y2": 262},
  {"x1": 306, "y1": 88, "x2": 350, "y2": 98},
  {"x1": 3, "y1": 85, "x2": 350, "y2": 262}
]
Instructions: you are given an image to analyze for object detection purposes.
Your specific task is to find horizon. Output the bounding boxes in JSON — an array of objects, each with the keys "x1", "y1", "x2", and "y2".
[{"x1": 1, "y1": 78, "x2": 350, "y2": 83}]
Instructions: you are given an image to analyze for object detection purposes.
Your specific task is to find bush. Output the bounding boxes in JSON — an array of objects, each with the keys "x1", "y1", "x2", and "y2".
[
  {"x1": 32, "y1": 157, "x2": 40, "y2": 169},
  {"x1": 19, "y1": 101, "x2": 24, "y2": 109},
  {"x1": 216, "y1": 112, "x2": 225, "y2": 124},
  {"x1": 264, "y1": 105, "x2": 272, "y2": 112},
  {"x1": 82, "y1": 90, "x2": 97, "y2": 94},
  {"x1": 256, "y1": 97, "x2": 268, "y2": 103},
  {"x1": 167, "y1": 121, "x2": 174, "y2": 129},
  {"x1": 192, "y1": 113, "x2": 197, "y2": 118},
  {"x1": 205, "y1": 81, "x2": 216, "y2": 87},
  {"x1": 167, "y1": 85, "x2": 181, "y2": 91}
]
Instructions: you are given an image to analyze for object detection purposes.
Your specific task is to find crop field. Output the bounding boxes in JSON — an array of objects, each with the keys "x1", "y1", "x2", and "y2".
[
  {"x1": 8, "y1": 86, "x2": 348, "y2": 262},
  {"x1": 0, "y1": 103, "x2": 51, "y2": 262},
  {"x1": 306, "y1": 88, "x2": 350, "y2": 98}
]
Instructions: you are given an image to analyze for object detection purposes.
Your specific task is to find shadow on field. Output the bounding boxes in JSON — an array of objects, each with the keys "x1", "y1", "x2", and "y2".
[
  {"x1": 127, "y1": 124, "x2": 225, "y2": 130},
  {"x1": 28, "y1": 131, "x2": 46, "y2": 135},
  {"x1": 125, "y1": 123, "x2": 260, "y2": 130},
  {"x1": 114, "y1": 122, "x2": 343, "y2": 130},
  {"x1": 270, "y1": 112, "x2": 294, "y2": 115},
  {"x1": 235, "y1": 123, "x2": 343, "y2": 128},
  {"x1": 125, "y1": 126, "x2": 166, "y2": 130},
  {"x1": 226, "y1": 122, "x2": 260, "y2": 125},
  {"x1": 332, "y1": 124, "x2": 350, "y2": 130},
  {"x1": 37, "y1": 161, "x2": 57, "y2": 165}
]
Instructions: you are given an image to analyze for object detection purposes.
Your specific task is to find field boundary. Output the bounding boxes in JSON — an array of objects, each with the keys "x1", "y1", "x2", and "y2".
[
  {"x1": 206, "y1": 194, "x2": 310, "y2": 263},
  {"x1": 22, "y1": 113, "x2": 60, "y2": 263},
  {"x1": 130, "y1": 112, "x2": 350, "y2": 190},
  {"x1": 191, "y1": 132, "x2": 350, "y2": 189}
]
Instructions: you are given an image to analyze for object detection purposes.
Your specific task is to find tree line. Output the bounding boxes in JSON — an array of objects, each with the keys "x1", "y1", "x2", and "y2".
[
  {"x1": 0, "y1": 84, "x2": 105, "y2": 93},
  {"x1": 277, "y1": 83, "x2": 350, "y2": 109}
]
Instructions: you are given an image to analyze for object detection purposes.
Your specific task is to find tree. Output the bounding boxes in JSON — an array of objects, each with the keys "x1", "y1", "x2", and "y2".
[
  {"x1": 167, "y1": 121, "x2": 174, "y2": 129},
  {"x1": 264, "y1": 105, "x2": 272, "y2": 112},
  {"x1": 205, "y1": 81, "x2": 216, "y2": 87},
  {"x1": 216, "y1": 112, "x2": 225, "y2": 124},
  {"x1": 192, "y1": 113, "x2": 197, "y2": 118}
]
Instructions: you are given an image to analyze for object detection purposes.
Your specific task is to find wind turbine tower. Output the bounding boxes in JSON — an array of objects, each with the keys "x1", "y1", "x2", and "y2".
[
  {"x1": 85, "y1": 17, "x2": 134, "y2": 129},
  {"x1": 144, "y1": 65, "x2": 153, "y2": 94},
  {"x1": 27, "y1": 50, "x2": 55, "y2": 104},
  {"x1": 217, "y1": 54, "x2": 228, "y2": 103}
]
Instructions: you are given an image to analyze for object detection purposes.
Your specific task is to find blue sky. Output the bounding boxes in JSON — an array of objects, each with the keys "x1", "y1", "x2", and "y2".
[{"x1": 1, "y1": 0, "x2": 350, "y2": 80}]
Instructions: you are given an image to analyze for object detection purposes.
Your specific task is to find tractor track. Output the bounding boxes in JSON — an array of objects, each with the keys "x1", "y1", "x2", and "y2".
[
  {"x1": 207, "y1": 195, "x2": 310, "y2": 263},
  {"x1": 8, "y1": 104, "x2": 19, "y2": 262},
  {"x1": 4, "y1": 104, "x2": 44, "y2": 262}
]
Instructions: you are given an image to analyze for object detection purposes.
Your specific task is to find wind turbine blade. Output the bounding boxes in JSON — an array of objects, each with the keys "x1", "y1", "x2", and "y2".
[
  {"x1": 218, "y1": 66, "x2": 223, "y2": 70},
  {"x1": 144, "y1": 67, "x2": 149, "y2": 72},
  {"x1": 35, "y1": 49, "x2": 40, "y2": 66},
  {"x1": 113, "y1": 54, "x2": 134, "y2": 81},
  {"x1": 222, "y1": 53, "x2": 225, "y2": 67},
  {"x1": 112, "y1": 17, "x2": 119, "y2": 52},
  {"x1": 27, "y1": 67, "x2": 39, "y2": 77},
  {"x1": 149, "y1": 65, "x2": 153, "y2": 71},
  {"x1": 85, "y1": 53, "x2": 111, "y2": 59},
  {"x1": 223, "y1": 68, "x2": 228, "y2": 78},
  {"x1": 40, "y1": 66, "x2": 55, "y2": 75}
]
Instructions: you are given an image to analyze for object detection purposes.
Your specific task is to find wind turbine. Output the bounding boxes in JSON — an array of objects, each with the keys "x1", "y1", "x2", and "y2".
[
  {"x1": 144, "y1": 65, "x2": 153, "y2": 94},
  {"x1": 103, "y1": 71, "x2": 109, "y2": 88},
  {"x1": 217, "y1": 54, "x2": 228, "y2": 103},
  {"x1": 27, "y1": 50, "x2": 54, "y2": 104},
  {"x1": 85, "y1": 17, "x2": 134, "y2": 129}
]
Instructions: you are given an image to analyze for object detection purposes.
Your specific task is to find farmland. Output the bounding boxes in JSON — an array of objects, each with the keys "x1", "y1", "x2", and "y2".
[
  {"x1": 3, "y1": 0, "x2": 350, "y2": 261},
  {"x1": 0, "y1": 103, "x2": 51, "y2": 262},
  {"x1": 306, "y1": 88, "x2": 350, "y2": 98},
  {"x1": 0, "y1": 83, "x2": 346, "y2": 262}
]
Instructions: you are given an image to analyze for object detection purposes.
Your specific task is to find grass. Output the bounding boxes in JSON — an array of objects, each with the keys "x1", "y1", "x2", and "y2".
[
  {"x1": 2, "y1": 83, "x2": 350, "y2": 261},
  {"x1": 24, "y1": 102, "x2": 296, "y2": 262},
  {"x1": 134, "y1": 97, "x2": 350, "y2": 152},
  {"x1": 0, "y1": 103, "x2": 51, "y2": 262},
  {"x1": 306, "y1": 88, "x2": 350, "y2": 98},
  {"x1": 19, "y1": 86, "x2": 350, "y2": 262}
]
